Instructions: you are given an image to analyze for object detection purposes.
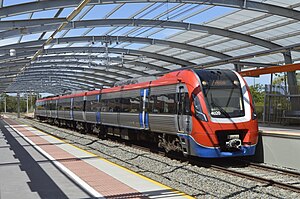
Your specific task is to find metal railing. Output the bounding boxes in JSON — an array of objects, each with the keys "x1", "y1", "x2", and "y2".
[{"x1": 262, "y1": 84, "x2": 300, "y2": 124}]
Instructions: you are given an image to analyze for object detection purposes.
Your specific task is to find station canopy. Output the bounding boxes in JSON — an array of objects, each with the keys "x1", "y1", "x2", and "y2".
[{"x1": 0, "y1": 0, "x2": 300, "y2": 94}]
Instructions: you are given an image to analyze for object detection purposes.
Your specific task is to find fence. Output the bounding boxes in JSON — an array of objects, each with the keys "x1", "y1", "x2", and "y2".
[{"x1": 262, "y1": 84, "x2": 300, "y2": 124}]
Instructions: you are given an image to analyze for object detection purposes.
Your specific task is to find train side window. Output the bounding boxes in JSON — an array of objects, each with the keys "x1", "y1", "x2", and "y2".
[
  {"x1": 73, "y1": 98, "x2": 83, "y2": 111},
  {"x1": 114, "y1": 98, "x2": 121, "y2": 112},
  {"x1": 100, "y1": 99, "x2": 108, "y2": 112},
  {"x1": 121, "y1": 98, "x2": 130, "y2": 112},
  {"x1": 149, "y1": 93, "x2": 176, "y2": 114},
  {"x1": 130, "y1": 96, "x2": 140, "y2": 113},
  {"x1": 88, "y1": 98, "x2": 99, "y2": 112}
]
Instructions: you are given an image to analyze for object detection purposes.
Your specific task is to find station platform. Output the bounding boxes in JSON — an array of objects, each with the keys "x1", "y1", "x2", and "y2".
[
  {"x1": 257, "y1": 124, "x2": 300, "y2": 171},
  {"x1": 0, "y1": 117, "x2": 190, "y2": 199},
  {"x1": 259, "y1": 125, "x2": 300, "y2": 138}
]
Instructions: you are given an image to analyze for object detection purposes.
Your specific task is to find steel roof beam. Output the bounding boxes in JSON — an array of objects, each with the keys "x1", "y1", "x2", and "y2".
[
  {"x1": 31, "y1": 62, "x2": 147, "y2": 76},
  {"x1": 1, "y1": 35, "x2": 231, "y2": 59},
  {"x1": 1, "y1": 0, "x2": 299, "y2": 21},
  {"x1": 11, "y1": 78, "x2": 94, "y2": 90},
  {"x1": 0, "y1": 63, "x2": 128, "y2": 83},
  {"x1": 20, "y1": 70, "x2": 119, "y2": 83},
  {"x1": 0, "y1": 46, "x2": 194, "y2": 66},
  {"x1": 10, "y1": 81, "x2": 87, "y2": 91},
  {"x1": 0, "y1": 56, "x2": 166, "y2": 72},
  {"x1": 44, "y1": 46, "x2": 194, "y2": 66},
  {"x1": 6, "y1": 82, "x2": 85, "y2": 94},
  {"x1": 35, "y1": 55, "x2": 166, "y2": 71},
  {"x1": 15, "y1": 73, "x2": 110, "y2": 88},
  {"x1": 0, "y1": 18, "x2": 65, "y2": 29},
  {"x1": 24, "y1": 64, "x2": 134, "y2": 79},
  {"x1": 0, "y1": 19, "x2": 281, "y2": 49}
]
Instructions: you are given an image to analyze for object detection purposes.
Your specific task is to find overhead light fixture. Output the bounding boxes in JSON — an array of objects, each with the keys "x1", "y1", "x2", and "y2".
[{"x1": 10, "y1": 49, "x2": 16, "y2": 56}]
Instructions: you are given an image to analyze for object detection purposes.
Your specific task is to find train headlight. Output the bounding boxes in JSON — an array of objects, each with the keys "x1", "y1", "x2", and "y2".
[{"x1": 196, "y1": 111, "x2": 208, "y2": 122}]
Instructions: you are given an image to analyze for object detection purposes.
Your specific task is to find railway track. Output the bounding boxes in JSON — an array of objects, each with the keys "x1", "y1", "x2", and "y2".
[
  {"x1": 206, "y1": 162, "x2": 300, "y2": 193},
  {"x1": 11, "y1": 116, "x2": 300, "y2": 195}
]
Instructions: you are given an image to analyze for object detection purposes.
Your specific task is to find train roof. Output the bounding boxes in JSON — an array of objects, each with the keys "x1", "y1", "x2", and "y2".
[{"x1": 37, "y1": 69, "x2": 190, "y2": 102}]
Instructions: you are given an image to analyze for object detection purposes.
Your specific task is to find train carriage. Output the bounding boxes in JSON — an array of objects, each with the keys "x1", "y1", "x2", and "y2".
[{"x1": 35, "y1": 69, "x2": 258, "y2": 158}]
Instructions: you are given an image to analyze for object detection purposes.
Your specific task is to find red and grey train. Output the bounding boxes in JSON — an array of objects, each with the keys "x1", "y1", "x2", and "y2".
[{"x1": 35, "y1": 69, "x2": 258, "y2": 158}]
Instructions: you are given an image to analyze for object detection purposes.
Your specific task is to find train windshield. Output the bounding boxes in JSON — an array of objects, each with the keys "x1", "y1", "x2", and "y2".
[{"x1": 195, "y1": 70, "x2": 245, "y2": 118}]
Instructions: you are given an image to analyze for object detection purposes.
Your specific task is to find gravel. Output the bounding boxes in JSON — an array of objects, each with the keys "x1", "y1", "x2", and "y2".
[{"x1": 14, "y1": 117, "x2": 300, "y2": 198}]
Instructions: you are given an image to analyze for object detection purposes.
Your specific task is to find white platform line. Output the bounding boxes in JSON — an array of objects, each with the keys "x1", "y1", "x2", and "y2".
[{"x1": 4, "y1": 124, "x2": 104, "y2": 199}]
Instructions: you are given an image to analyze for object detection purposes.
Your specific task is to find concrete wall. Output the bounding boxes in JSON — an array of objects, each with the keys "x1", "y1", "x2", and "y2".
[{"x1": 253, "y1": 132, "x2": 300, "y2": 170}]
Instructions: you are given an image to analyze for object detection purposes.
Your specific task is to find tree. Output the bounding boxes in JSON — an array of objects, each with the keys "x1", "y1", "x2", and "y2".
[{"x1": 249, "y1": 84, "x2": 265, "y2": 104}]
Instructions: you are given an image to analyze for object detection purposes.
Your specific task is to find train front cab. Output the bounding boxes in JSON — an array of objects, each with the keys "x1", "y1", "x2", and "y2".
[{"x1": 177, "y1": 69, "x2": 258, "y2": 158}]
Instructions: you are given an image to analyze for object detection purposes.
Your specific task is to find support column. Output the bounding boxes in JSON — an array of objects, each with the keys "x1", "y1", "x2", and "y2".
[
  {"x1": 283, "y1": 51, "x2": 298, "y2": 110},
  {"x1": 283, "y1": 51, "x2": 297, "y2": 88},
  {"x1": 234, "y1": 64, "x2": 242, "y2": 72},
  {"x1": 4, "y1": 96, "x2": 6, "y2": 113},
  {"x1": 26, "y1": 93, "x2": 29, "y2": 114},
  {"x1": 17, "y1": 93, "x2": 20, "y2": 118}
]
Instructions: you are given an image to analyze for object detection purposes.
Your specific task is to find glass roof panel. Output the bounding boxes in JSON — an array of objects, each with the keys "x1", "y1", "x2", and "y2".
[
  {"x1": 126, "y1": 43, "x2": 148, "y2": 50},
  {"x1": 208, "y1": 10, "x2": 264, "y2": 29},
  {"x1": 82, "y1": 4, "x2": 120, "y2": 20},
  {"x1": 64, "y1": 28, "x2": 91, "y2": 37},
  {"x1": 0, "y1": 36, "x2": 20, "y2": 46},
  {"x1": 133, "y1": 27, "x2": 163, "y2": 38},
  {"x1": 190, "y1": 35, "x2": 228, "y2": 47},
  {"x1": 150, "y1": 29, "x2": 183, "y2": 39},
  {"x1": 109, "y1": 3, "x2": 150, "y2": 19},
  {"x1": 20, "y1": 33, "x2": 42, "y2": 42},
  {"x1": 42, "y1": 31, "x2": 55, "y2": 40},
  {"x1": 140, "y1": 3, "x2": 179, "y2": 19},
  {"x1": 1, "y1": 13, "x2": 30, "y2": 21},
  {"x1": 192, "y1": 56, "x2": 219, "y2": 64},
  {"x1": 141, "y1": 45, "x2": 168, "y2": 53},
  {"x1": 32, "y1": 9, "x2": 58, "y2": 19},
  {"x1": 58, "y1": 7, "x2": 76, "y2": 18},
  {"x1": 185, "y1": 6, "x2": 237, "y2": 24},
  {"x1": 86, "y1": 27, "x2": 113, "y2": 36},
  {"x1": 168, "y1": 31, "x2": 207, "y2": 43},
  {"x1": 225, "y1": 45, "x2": 268, "y2": 57},
  {"x1": 3, "y1": 0, "x2": 35, "y2": 7},
  {"x1": 274, "y1": 35, "x2": 300, "y2": 46},
  {"x1": 111, "y1": 27, "x2": 136, "y2": 36}
]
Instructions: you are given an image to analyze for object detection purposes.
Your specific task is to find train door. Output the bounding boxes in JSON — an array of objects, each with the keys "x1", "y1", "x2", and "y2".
[
  {"x1": 70, "y1": 98, "x2": 74, "y2": 120},
  {"x1": 96, "y1": 94, "x2": 101, "y2": 124},
  {"x1": 83, "y1": 96, "x2": 87, "y2": 122},
  {"x1": 177, "y1": 85, "x2": 191, "y2": 155},
  {"x1": 55, "y1": 100, "x2": 58, "y2": 118},
  {"x1": 140, "y1": 88, "x2": 149, "y2": 129}
]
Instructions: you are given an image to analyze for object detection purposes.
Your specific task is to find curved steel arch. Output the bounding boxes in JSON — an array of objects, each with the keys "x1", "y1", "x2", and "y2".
[
  {"x1": 1, "y1": 35, "x2": 231, "y2": 59},
  {"x1": 13, "y1": 77, "x2": 97, "y2": 90},
  {"x1": 0, "y1": 56, "x2": 166, "y2": 72},
  {"x1": 0, "y1": 61, "x2": 132, "y2": 83},
  {"x1": 35, "y1": 55, "x2": 167, "y2": 71},
  {"x1": 26, "y1": 63, "x2": 135, "y2": 79},
  {"x1": 16, "y1": 72, "x2": 112, "y2": 88},
  {"x1": 7, "y1": 80, "x2": 89, "y2": 93},
  {"x1": 0, "y1": 0, "x2": 299, "y2": 21},
  {"x1": 28, "y1": 61, "x2": 148, "y2": 76},
  {"x1": 0, "y1": 46, "x2": 194, "y2": 66},
  {"x1": 0, "y1": 19, "x2": 281, "y2": 49},
  {"x1": 44, "y1": 46, "x2": 194, "y2": 66},
  {"x1": 7, "y1": 77, "x2": 91, "y2": 91},
  {"x1": 21, "y1": 69, "x2": 120, "y2": 83}
]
